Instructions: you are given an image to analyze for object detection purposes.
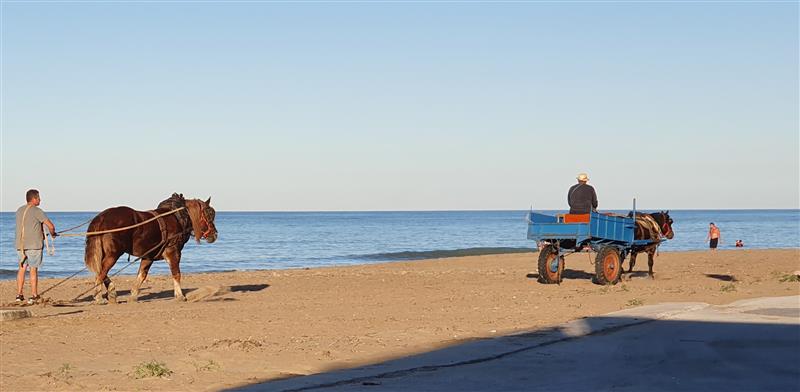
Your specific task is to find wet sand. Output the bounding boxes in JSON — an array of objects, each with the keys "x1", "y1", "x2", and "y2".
[{"x1": 1, "y1": 249, "x2": 798, "y2": 391}]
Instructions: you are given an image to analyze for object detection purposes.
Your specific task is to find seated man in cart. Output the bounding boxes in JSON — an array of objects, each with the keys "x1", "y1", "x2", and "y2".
[{"x1": 568, "y1": 173, "x2": 598, "y2": 214}]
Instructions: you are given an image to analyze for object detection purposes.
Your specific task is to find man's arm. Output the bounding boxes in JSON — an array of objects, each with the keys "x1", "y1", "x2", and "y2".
[
  {"x1": 35, "y1": 208, "x2": 56, "y2": 236},
  {"x1": 591, "y1": 187, "x2": 598, "y2": 209},
  {"x1": 43, "y1": 219, "x2": 56, "y2": 236}
]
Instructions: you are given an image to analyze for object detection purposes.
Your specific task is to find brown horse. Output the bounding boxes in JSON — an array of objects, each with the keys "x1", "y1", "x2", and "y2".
[
  {"x1": 84, "y1": 193, "x2": 218, "y2": 303},
  {"x1": 627, "y1": 211, "x2": 674, "y2": 278}
]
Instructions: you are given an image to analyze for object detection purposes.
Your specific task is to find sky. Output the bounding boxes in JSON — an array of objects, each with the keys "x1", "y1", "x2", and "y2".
[{"x1": 1, "y1": 2, "x2": 798, "y2": 212}]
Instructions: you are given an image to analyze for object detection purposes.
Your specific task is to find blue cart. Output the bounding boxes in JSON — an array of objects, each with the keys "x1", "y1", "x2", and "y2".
[{"x1": 526, "y1": 205, "x2": 654, "y2": 284}]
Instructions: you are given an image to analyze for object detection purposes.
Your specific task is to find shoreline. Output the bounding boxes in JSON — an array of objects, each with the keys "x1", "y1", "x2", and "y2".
[
  {"x1": 2, "y1": 247, "x2": 798, "y2": 281},
  {"x1": 1, "y1": 248, "x2": 799, "y2": 391}
]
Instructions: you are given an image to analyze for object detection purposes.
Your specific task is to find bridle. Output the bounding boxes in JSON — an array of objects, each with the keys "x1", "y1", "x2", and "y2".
[
  {"x1": 198, "y1": 204, "x2": 216, "y2": 240},
  {"x1": 656, "y1": 213, "x2": 673, "y2": 239}
]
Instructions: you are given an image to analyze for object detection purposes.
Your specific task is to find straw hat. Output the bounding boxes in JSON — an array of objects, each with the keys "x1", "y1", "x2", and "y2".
[{"x1": 576, "y1": 173, "x2": 589, "y2": 182}]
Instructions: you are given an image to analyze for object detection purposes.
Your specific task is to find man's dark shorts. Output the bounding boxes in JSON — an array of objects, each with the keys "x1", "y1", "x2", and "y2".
[{"x1": 709, "y1": 238, "x2": 719, "y2": 249}]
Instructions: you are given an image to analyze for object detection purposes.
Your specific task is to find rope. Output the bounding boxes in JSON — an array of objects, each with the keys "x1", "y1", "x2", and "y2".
[
  {"x1": 44, "y1": 231, "x2": 55, "y2": 256},
  {"x1": 70, "y1": 237, "x2": 170, "y2": 302},
  {"x1": 39, "y1": 266, "x2": 87, "y2": 297},
  {"x1": 56, "y1": 217, "x2": 95, "y2": 234},
  {"x1": 37, "y1": 207, "x2": 187, "y2": 303},
  {"x1": 57, "y1": 207, "x2": 185, "y2": 237}
]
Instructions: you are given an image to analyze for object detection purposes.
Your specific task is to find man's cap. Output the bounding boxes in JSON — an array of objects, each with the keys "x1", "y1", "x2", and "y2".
[{"x1": 576, "y1": 173, "x2": 589, "y2": 182}]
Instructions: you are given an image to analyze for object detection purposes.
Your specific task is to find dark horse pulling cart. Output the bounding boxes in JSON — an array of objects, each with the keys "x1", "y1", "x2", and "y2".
[{"x1": 526, "y1": 201, "x2": 673, "y2": 285}]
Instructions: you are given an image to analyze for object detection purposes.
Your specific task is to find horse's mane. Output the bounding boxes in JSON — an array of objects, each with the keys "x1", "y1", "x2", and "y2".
[
  {"x1": 157, "y1": 193, "x2": 192, "y2": 237},
  {"x1": 158, "y1": 193, "x2": 186, "y2": 210}
]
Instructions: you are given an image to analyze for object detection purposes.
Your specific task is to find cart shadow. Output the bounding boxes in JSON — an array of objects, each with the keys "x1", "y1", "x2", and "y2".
[
  {"x1": 705, "y1": 274, "x2": 738, "y2": 282},
  {"x1": 526, "y1": 269, "x2": 595, "y2": 281}
]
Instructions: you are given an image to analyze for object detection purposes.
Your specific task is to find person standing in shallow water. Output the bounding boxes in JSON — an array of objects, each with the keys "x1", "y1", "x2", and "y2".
[
  {"x1": 567, "y1": 173, "x2": 598, "y2": 214},
  {"x1": 15, "y1": 189, "x2": 57, "y2": 303},
  {"x1": 707, "y1": 222, "x2": 721, "y2": 252}
]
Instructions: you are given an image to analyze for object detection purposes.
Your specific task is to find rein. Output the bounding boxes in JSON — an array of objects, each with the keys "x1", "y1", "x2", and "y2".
[
  {"x1": 57, "y1": 207, "x2": 185, "y2": 237},
  {"x1": 38, "y1": 222, "x2": 194, "y2": 303},
  {"x1": 30, "y1": 207, "x2": 187, "y2": 303},
  {"x1": 66, "y1": 231, "x2": 189, "y2": 302}
]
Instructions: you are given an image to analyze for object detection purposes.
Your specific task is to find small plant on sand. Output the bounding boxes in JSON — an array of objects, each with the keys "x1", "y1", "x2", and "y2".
[
  {"x1": 626, "y1": 298, "x2": 644, "y2": 307},
  {"x1": 51, "y1": 363, "x2": 74, "y2": 381},
  {"x1": 720, "y1": 283, "x2": 737, "y2": 292},
  {"x1": 779, "y1": 274, "x2": 800, "y2": 283},
  {"x1": 59, "y1": 363, "x2": 73, "y2": 377},
  {"x1": 133, "y1": 361, "x2": 172, "y2": 379},
  {"x1": 619, "y1": 284, "x2": 629, "y2": 292}
]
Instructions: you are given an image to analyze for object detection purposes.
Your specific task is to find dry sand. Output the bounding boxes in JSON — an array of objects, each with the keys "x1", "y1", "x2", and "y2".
[{"x1": 1, "y1": 249, "x2": 798, "y2": 391}]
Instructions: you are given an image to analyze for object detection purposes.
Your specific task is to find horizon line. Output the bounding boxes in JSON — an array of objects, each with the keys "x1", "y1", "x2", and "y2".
[{"x1": 2, "y1": 208, "x2": 799, "y2": 213}]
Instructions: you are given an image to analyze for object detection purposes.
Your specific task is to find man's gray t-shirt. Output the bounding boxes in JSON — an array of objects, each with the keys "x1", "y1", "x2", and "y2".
[{"x1": 15, "y1": 205, "x2": 48, "y2": 250}]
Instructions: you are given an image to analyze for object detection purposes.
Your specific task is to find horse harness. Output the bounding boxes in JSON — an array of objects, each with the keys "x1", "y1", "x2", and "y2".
[
  {"x1": 145, "y1": 209, "x2": 191, "y2": 259},
  {"x1": 635, "y1": 215, "x2": 663, "y2": 242}
]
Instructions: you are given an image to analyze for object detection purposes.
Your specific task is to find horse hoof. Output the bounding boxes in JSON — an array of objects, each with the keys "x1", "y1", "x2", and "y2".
[
  {"x1": 175, "y1": 296, "x2": 187, "y2": 302},
  {"x1": 129, "y1": 296, "x2": 138, "y2": 303}
]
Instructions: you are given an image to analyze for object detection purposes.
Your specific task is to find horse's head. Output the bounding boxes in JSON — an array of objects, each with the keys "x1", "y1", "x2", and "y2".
[
  {"x1": 652, "y1": 211, "x2": 674, "y2": 240},
  {"x1": 186, "y1": 197, "x2": 218, "y2": 244}
]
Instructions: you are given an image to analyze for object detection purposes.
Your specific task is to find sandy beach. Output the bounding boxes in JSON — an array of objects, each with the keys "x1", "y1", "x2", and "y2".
[{"x1": 1, "y1": 249, "x2": 798, "y2": 391}]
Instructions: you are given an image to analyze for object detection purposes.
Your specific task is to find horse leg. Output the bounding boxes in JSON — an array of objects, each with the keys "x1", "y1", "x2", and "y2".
[
  {"x1": 164, "y1": 249, "x2": 186, "y2": 302},
  {"x1": 93, "y1": 275, "x2": 105, "y2": 304},
  {"x1": 647, "y1": 251, "x2": 655, "y2": 279},
  {"x1": 130, "y1": 259, "x2": 154, "y2": 302},
  {"x1": 628, "y1": 252, "x2": 637, "y2": 273},
  {"x1": 94, "y1": 256, "x2": 116, "y2": 304},
  {"x1": 106, "y1": 277, "x2": 118, "y2": 304}
]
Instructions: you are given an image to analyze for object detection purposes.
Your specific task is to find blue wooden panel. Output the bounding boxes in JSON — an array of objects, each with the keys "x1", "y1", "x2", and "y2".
[
  {"x1": 589, "y1": 212, "x2": 635, "y2": 244},
  {"x1": 527, "y1": 222, "x2": 591, "y2": 242},
  {"x1": 527, "y1": 212, "x2": 591, "y2": 242},
  {"x1": 528, "y1": 212, "x2": 557, "y2": 224}
]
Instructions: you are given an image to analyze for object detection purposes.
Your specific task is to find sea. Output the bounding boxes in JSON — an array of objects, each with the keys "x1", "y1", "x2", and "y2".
[{"x1": 1, "y1": 210, "x2": 798, "y2": 280}]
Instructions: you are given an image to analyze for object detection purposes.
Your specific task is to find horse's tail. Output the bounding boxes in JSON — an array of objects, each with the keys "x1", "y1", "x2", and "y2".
[{"x1": 84, "y1": 218, "x2": 105, "y2": 274}]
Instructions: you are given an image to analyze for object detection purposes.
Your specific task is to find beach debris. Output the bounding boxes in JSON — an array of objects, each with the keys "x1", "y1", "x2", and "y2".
[
  {"x1": 0, "y1": 308, "x2": 31, "y2": 321},
  {"x1": 186, "y1": 285, "x2": 231, "y2": 302}
]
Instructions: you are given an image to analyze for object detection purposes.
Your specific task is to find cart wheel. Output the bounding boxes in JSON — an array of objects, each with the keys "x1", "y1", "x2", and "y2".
[
  {"x1": 595, "y1": 247, "x2": 622, "y2": 285},
  {"x1": 538, "y1": 245, "x2": 564, "y2": 284}
]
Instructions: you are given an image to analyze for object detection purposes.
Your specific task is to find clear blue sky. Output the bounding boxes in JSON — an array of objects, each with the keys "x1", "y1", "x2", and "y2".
[{"x1": 1, "y1": 2, "x2": 798, "y2": 211}]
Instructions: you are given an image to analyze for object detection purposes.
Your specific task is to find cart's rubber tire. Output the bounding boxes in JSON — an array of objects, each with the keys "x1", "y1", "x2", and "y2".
[
  {"x1": 538, "y1": 245, "x2": 564, "y2": 284},
  {"x1": 595, "y1": 247, "x2": 622, "y2": 285}
]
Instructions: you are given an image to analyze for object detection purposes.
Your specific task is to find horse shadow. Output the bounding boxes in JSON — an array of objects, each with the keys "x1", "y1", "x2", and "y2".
[
  {"x1": 74, "y1": 283, "x2": 270, "y2": 303},
  {"x1": 624, "y1": 271, "x2": 652, "y2": 279}
]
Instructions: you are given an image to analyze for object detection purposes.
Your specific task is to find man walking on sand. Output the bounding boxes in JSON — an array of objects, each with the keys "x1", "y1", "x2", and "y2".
[
  {"x1": 568, "y1": 173, "x2": 598, "y2": 214},
  {"x1": 15, "y1": 189, "x2": 57, "y2": 303},
  {"x1": 707, "y1": 222, "x2": 721, "y2": 252}
]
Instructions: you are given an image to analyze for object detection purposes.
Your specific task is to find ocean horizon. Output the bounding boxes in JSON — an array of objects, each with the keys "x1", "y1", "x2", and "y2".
[{"x1": 1, "y1": 209, "x2": 798, "y2": 280}]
